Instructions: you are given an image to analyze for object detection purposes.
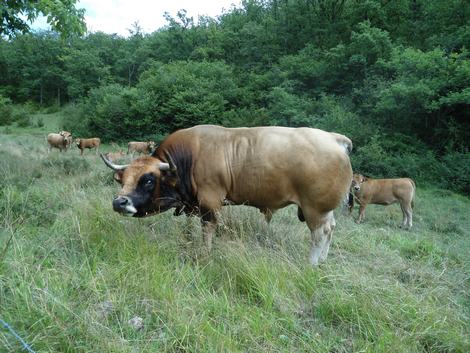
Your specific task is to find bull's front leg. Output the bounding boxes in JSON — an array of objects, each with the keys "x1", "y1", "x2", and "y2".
[{"x1": 200, "y1": 208, "x2": 217, "y2": 251}]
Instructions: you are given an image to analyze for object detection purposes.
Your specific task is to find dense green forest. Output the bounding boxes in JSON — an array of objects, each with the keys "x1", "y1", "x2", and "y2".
[{"x1": 1, "y1": 0, "x2": 469, "y2": 193}]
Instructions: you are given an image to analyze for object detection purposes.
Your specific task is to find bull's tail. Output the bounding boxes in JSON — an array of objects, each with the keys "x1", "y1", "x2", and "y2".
[{"x1": 330, "y1": 132, "x2": 353, "y2": 155}]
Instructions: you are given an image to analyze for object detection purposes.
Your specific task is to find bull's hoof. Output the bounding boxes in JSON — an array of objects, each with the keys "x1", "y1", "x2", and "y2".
[{"x1": 355, "y1": 219, "x2": 361, "y2": 224}]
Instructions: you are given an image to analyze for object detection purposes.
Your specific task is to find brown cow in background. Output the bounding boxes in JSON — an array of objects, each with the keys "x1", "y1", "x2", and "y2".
[
  {"x1": 75, "y1": 138, "x2": 101, "y2": 155},
  {"x1": 127, "y1": 141, "x2": 156, "y2": 156},
  {"x1": 350, "y1": 173, "x2": 416, "y2": 229}
]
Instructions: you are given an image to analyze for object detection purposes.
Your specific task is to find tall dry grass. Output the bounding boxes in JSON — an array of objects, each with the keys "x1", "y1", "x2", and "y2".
[{"x1": 1, "y1": 133, "x2": 469, "y2": 352}]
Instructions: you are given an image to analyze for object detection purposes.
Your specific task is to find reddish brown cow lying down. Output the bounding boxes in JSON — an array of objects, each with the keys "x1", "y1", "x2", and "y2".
[
  {"x1": 105, "y1": 151, "x2": 126, "y2": 162},
  {"x1": 350, "y1": 174, "x2": 416, "y2": 229},
  {"x1": 127, "y1": 141, "x2": 156, "y2": 155}
]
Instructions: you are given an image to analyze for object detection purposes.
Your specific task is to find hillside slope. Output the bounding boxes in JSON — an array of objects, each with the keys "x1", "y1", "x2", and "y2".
[{"x1": 1, "y1": 131, "x2": 469, "y2": 353}]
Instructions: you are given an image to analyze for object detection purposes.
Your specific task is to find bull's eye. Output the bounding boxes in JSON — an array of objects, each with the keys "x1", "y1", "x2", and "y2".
[{"x1": 138, "y1": 173, "x2": 156, "y2": 192}]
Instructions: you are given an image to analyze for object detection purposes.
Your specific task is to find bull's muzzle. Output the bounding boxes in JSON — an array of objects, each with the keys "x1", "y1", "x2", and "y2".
[
  {"x1": 354, "y1": 185, "x2": 361, "y2": 191},
  {"x1": 113, "y1": 196, "x2": 137, "y2": 216}
]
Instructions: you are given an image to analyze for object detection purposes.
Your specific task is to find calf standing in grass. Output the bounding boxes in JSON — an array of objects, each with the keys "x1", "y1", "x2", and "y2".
[
  {"x1": 350, "y1": 174, "x2": 416, "y2": 229},
  {"x1": 75, "y1": 137, "x2": 101, "y2": 156}
]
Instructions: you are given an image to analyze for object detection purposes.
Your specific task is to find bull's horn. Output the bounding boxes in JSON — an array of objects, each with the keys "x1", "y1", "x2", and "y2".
[
  {"x1": 159, "y1": 162, "x2": 170, "y2": 171},
  {"x1": 100, "y1": 153, "x2": 129, "y2": 171},
  {"x1": 164, "y1": 151, "x2": 177, "y2": 172}
]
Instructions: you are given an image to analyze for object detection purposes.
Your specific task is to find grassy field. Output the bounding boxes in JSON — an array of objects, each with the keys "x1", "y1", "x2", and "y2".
[{"x1": 1, "y1": 114, "x2": 469, "y2": 352}]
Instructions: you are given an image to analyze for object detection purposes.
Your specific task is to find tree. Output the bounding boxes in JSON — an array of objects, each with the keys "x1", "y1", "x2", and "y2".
[{"x1": 0, "y1": 0, "x2": 86, "y2": 37}]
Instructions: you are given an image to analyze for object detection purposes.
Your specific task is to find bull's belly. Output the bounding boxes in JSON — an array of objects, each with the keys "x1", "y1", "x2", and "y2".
[{"x1": 226, "y1": 192, "x2": 297, "y2": 210}]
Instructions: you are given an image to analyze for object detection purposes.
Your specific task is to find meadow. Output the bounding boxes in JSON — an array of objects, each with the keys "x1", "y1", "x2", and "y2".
[{"x1": 0, "y1": 114, "x2": 469, "y2": 353}]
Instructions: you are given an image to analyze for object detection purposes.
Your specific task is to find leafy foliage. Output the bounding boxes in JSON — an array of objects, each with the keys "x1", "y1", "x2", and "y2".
[
  {"x1": 0, "y1": 0, "x2": 86, "y2": 37},
  {"x1": 0, "y1": 94, "x2": 13, "y2": 125},
  {"x1": 1, "y1": 0, "x2": 469, "y2": 193}
]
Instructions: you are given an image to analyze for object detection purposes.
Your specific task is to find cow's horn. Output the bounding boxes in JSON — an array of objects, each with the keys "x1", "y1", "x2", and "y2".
[
  {"x1": 164, "y1": 151, "x2": 177, "y2": 172},
  {"x1": 100, "y1": 153, "x2": 129, "y2": 171},
  {"x1": 159, "y1": 162, "x2": 170, "y2": 171}
]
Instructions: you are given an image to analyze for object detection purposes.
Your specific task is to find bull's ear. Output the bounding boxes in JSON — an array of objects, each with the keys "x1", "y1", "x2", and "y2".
[
  {"x1": 113, "y1": 171, "x2": 123, "y2": 184},
  {"x1": 160, "y1": 166, "x2": 179, "y2": 188}
]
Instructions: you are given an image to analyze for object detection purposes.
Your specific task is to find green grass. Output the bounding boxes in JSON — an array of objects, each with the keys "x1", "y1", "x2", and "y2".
[{"x1": 1, "y1": 119, "x2": 469, "y2": 352}]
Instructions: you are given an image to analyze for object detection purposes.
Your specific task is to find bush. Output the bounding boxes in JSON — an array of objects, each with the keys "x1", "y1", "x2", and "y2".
[
  {"x1": 36, "y1": 117, "x2": 44, "y2": 128},
  {"x1": 42, "y1": 104, "x2": 60, "y2": 114},
  {"x1": 352, "y1": 134, "x2": 435, "y2": 180},
  {"x1": 61, "y1": 103, "x2": 89, "y2": 137},
  {"x1": 350, "y1": 133, "x2": 470, "y2": 195},
  {"x1": 16, "y1": 115, "x2": 32, "y2": 127},
  {"x1": 11, "y1": 105, "x2": 33, "y2": 127},
  {"x1": 0, "y1": 94, "x2": 13, "y2": 125},
  {"x1": 438, "y1": 151, "x2": 470, "y2": 195}
]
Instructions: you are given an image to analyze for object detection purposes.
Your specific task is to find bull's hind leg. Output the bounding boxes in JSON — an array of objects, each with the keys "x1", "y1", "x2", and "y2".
[
  {"x1": 403, "y1": 202, "x2": 413, "y2": 230},
  {"x1": 303, "y1": 208, "x2": 336, "y2": 266},
  {"x1": 399, "y1": 204, "x2": 408, "y2": 228},
  {"x1": 320, "y1": 212, "x2": 335, "y2": 262},
  {"x1": 399, "y1": 202, "x2": 413, "y2": 230}
]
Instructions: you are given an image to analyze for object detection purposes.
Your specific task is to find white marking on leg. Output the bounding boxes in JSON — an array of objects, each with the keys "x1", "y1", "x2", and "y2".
[
  {"x1": 320, "y1": 213, "x2": 335, "y2": 262},
  {"x1": 310, "y1": 223, "x2": 329, "y2": 266}
]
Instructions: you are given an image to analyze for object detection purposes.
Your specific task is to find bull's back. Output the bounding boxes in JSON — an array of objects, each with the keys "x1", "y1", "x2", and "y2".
[
  {"x1": 168, "y1": 125, "x2": 352, "y2": 210},
  {"x1": 47, "y1": 133, "x2": 64, "y2": 145}
]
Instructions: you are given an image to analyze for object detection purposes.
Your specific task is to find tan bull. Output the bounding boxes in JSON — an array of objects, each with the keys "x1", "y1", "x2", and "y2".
[
  {"x1": 58, "y1": 131, "x2": 72, "y2": 148},
  {"x1": 75, "y1": 138, "x2": 101, "y2": 156},
  {"x1": 101, "y1": 125, "x2": 353, "y2": 266},
  {"x1": 350, "y1": 174, "x2": 416, "y2": 229},
  {"x1": 127, "y1": 141, "x2": 156, "y2": 155},
  {"x1": 47, "y1": 133, "x2": 71, "y2": 152}
]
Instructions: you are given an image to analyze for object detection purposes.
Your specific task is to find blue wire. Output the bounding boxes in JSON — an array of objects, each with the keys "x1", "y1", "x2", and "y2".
[{"x1": 0, "y1": 318, "x2": 37, "y2": 353}]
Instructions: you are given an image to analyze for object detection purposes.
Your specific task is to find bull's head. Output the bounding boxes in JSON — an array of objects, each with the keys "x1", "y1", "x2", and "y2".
[
  {"x1": 351, "y1": 173, "x2": 367, "y2": 192},
  {"x1": 100, "y1": 152, "x2": 180, "y2": 217}
]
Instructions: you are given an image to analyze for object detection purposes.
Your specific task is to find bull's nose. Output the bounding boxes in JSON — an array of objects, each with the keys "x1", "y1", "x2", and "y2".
[
  {"x1": 354, "y1": 186, "x2": 360, "y2": 191},
  {"x1": 113, "y1": 196, "x2": 131, "y2": 212}
]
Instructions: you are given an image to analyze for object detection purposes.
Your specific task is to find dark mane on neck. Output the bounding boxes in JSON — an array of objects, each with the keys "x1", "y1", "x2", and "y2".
[{"x1": 154, "y1": 144, "x2": 196, "y2": 207}]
